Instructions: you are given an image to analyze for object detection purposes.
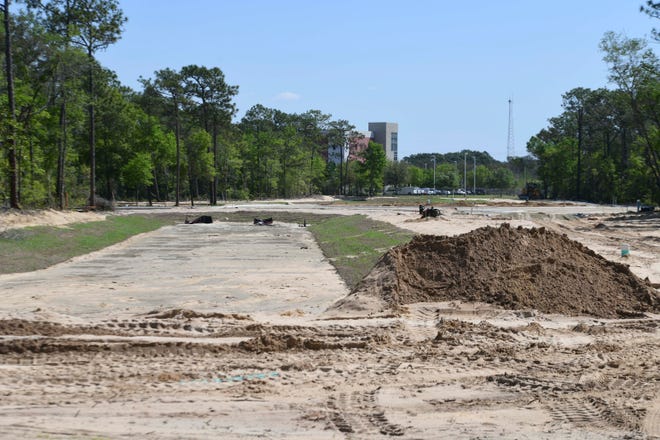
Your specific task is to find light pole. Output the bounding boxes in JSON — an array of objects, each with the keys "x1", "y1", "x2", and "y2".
[
  {"x1": 473, "y1": 156, "x2": 476, "y2": 195},
  {"x1": 463, "y1": 153, "x2": 467, "y2": 197},
  {"x1": 432, "y1": 156, "x2": 436, "y2": 192}
]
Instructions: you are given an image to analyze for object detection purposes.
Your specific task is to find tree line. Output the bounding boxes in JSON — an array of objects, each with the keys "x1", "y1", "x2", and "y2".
[
  {"x1": 526, "y1": 6, "x2": 659, "y2": 205},
  {"x1": 399, "y1": 4, "x2": 660, "y2": 204},
  {"x1": 0, "y1": 0, "x2": 391, "y2": 209},
  {"x1": 384, "y1": 151, "x2": 519, "y2": 194},
  {"x1": 2, "y1": 1, "x2": 658, "y2": 209}
]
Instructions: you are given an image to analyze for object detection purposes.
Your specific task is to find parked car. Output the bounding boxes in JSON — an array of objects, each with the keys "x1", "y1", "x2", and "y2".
[
  {"x1": 399, "y1": 186, "x2": 420, "y2": 195},
  {"x1": 455, "y1": 189, "x2": 466, "y2": 195}
]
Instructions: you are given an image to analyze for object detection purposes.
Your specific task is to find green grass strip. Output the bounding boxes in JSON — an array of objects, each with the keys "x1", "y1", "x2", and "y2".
[
  {"x1": 0, "y1": 215, "x2": 169, "y2": 274},
  {"x1": 308, "y1": 214, "x2": 413, "y2": 289}
]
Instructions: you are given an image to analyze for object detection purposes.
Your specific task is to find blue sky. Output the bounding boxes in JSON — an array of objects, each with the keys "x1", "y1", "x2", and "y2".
[{"x1": 96, "y1": 1, "x2": 656, "y2": 161}]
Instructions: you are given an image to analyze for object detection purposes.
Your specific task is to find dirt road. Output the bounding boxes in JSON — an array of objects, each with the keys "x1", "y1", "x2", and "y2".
[
  {"x1": 0, "y1": 200, "x2": 657, "y2": 439},
  {"x1": 0, "y1": 221, "x2": 346, "y2": 320}
]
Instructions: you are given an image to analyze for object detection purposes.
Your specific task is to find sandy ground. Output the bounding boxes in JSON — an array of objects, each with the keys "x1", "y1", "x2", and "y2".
[
  {"x1": 0, "y1": 208, "x2": 106, "y2": 233},
  {"x1": 0, "y1": 199, "x2": 658, "y2": 439}
]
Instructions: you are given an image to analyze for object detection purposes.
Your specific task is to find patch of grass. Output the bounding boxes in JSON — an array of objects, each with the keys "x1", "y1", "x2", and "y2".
[
  {"x1": 308, "y1": 214, "x2": 414, "y2": 289},
  {"x1": 0, "y1": 215, "x2": 170, "y2": 274}
]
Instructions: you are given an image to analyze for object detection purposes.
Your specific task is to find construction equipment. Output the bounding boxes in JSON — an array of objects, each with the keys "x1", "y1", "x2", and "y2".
[
  {"x1": 419, "y1": 205, "x2": 441, "y2": 218},
  {"x1": 518, "y1": 182, "x2": 544, "y2": 200}
]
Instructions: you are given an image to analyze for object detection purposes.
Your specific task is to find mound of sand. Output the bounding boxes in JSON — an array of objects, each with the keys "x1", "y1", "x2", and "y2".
[
  {"x1": 330, "y1": 224, "x2": 659, "y2": 318},
  {"x1": 0, "y1": 208, "x2": 105, "y2": 232}
]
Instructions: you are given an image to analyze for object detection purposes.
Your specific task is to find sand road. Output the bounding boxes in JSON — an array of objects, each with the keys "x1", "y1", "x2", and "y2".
[{"x1": 0, "y1": 221, "x2": 347, "y2": 320}]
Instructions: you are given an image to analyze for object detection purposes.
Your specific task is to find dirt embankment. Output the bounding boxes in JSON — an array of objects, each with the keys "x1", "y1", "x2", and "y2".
[{"x1": 333, "y1": 223, "x2": 659, "y2": 318}]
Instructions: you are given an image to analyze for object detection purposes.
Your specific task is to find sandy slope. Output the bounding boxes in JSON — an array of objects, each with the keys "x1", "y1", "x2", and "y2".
[
  {"x1": 0, "y1": 208, "x2": 105, "y2": 232},
  {"x1": 0, "y1": 200, "x2": 658, "y2": 439}
]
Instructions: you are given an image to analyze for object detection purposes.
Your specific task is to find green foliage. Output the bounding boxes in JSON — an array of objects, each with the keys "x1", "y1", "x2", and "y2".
[
  {"x1": 121, "y1": 152, "x2": 153, "y2": 193},
  {"x1": 488, "y1": 166, "x2": 516, "y2": 191},
  {"x1": 404, "y1": 151, "x2": 498, "y2": 169},
  {"x1": 383, "y1": 160, "x2": 409, "y2": 188},
  {"x1": 185, "y1": 129, "x2": 214, "y2": 181},
  {"x1": 435, "y1": 162, "x2": 460, "y2": 189},
  {"x1": 181, "y1": 64, "x2": 238, "y2": 127},
  {"x1": 527, "y1": 136, "x2": 576, "y2": 199},
  {"x1": 407, "y1": 166, "x2": 425, "y2": 187},
  {"x1": 228, "y1": 187, "x2": 249, "y2": 200},
  {"x1": 641, "y1": 1, "x2": 660, "y2": 41},
  {"x1": 5, "y1": 2, "x2": 657, "y2": 208},
  {"x1": 399, "y1": 151, "x2": 517, "y2": 192},
  {"x1": 527, "y1": 32, "x2": 659, "y2": 204},
  {"x1": 277, "y1": 124, "x2": 305, "y2": 197},
  {"x1": 235, "y1": 105, "x2": 352, "y2": 198},
  {"x1": 359, "y1": 141, "x2": 387, "y2": 195}
]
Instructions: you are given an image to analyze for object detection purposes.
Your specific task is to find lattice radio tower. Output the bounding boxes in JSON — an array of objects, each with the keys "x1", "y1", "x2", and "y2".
[{"x1": 507, "y1": 98, "x2": 515, "y2": 160}]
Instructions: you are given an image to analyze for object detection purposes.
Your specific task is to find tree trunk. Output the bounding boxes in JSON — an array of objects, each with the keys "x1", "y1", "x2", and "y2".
[
  {"x1": 174, "y1": 103, "x2": 181, "y2": 206},
  {"x1": 152, "y1": 166, "x2": 160, "y2": 201},
  {"x1": 57, "y1": 100, "x2": 68, "y2": 209},
  {"x1": 309, "y1": 144, "x2": 314, "y2": 196},
  {"x1": 223, "y1": 158, "x2": 229, "y2": 201},
  {"x1": 282, "y1": 155, "x2": 287, "y2": 198},
  {"x1": 3, "y1": 0, "x2": 21, "y2": 209},
  {"x1": 87, "y1": 50, "x2": 96, "y2": 208},
  {"x1": 576, "y1": 108, "x2": 583, "y2": 200},
  {"x1": 345, "y1": 154, "x2": 350, "y2": 196},
  {"x1": 56, "y1": 3, "x2": 73, "y2": 210},
  {"x1": 188, "y1": 156, "x2": 194, "y2": 208},
  {"x1": 211, "y1": 123, "x2": 218, "y2": 205},
  {"x1": 339, "y1": 147, "x2": 344, "y2": 195},
  {"x1": 630, "y1": 98, "x2": 660, "y2": 199}
]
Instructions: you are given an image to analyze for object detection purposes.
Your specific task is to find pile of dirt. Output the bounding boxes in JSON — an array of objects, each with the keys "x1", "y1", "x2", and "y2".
[
  {"x1": 331, "y1": 224, "x2": 658, "y2": 318},
  {"x1": 0, "y1": 208, "x2": 104, "y2": 232}
]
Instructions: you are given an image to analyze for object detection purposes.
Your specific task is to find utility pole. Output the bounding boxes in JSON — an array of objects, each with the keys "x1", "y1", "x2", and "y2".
[
  {"x1": 463, "y1": 152, "x2": 467, "y2": 197},
  {"x1": 432, "y1": 156, "x2": 436, "y2": 191},
  {"x1": 473, "y1": 156, "x2": 476, "y2": 194},
  {"x1": 507, "y1": 98, "x2": 515, "y2": 160}
]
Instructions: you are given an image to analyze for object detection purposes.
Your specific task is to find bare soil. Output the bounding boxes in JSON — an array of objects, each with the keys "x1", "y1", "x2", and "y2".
[
  {"x1": 0, "y1": 200, "x2": 658, "y2": 439},
  {"x1": 334, "y1": 223, "x2": 658, "y2": 318},
  {"x1": 0, "y1": 208, "x2": 105, "y2": 232}
]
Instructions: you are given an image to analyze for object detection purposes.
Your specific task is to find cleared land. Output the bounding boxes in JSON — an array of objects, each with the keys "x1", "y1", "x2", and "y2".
[{"x1": 0, "y1": 198, "x2": 658, "y2": 439}]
